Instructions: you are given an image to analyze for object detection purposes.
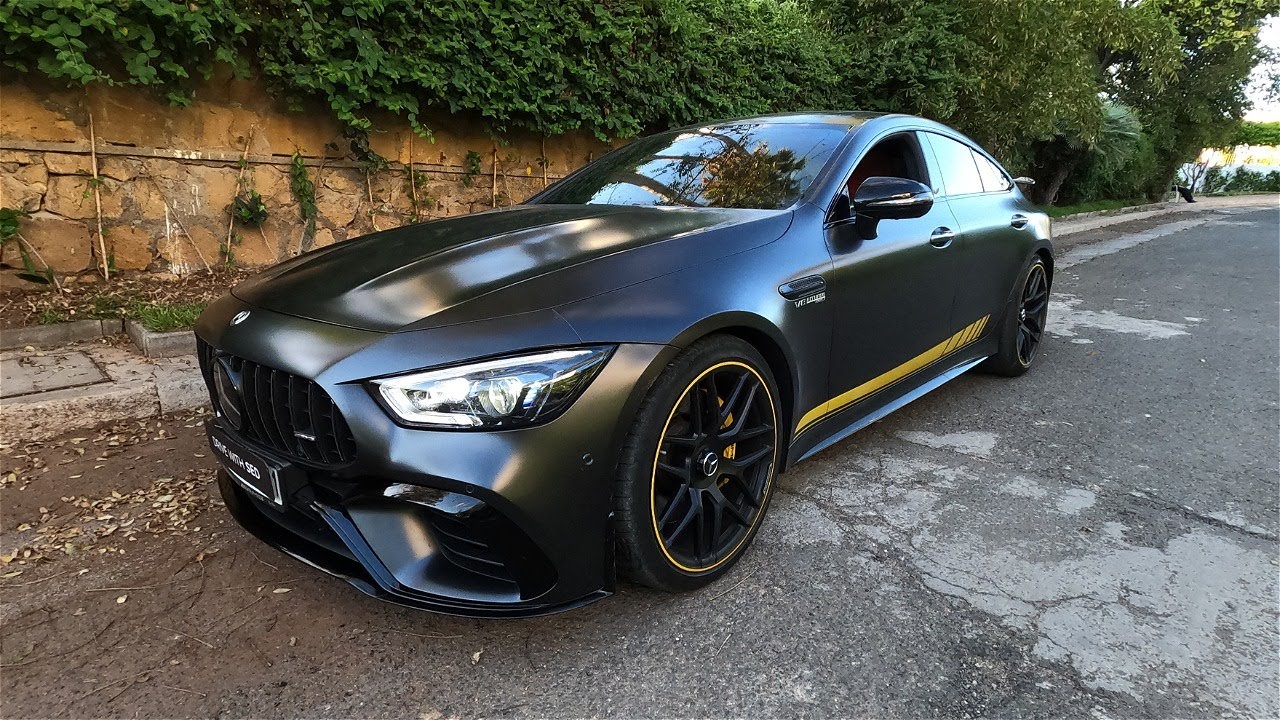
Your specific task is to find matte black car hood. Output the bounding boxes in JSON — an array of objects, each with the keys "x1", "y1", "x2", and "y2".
[{"x1": 231, "y1": 204, "x2": 790, "y2": 332}]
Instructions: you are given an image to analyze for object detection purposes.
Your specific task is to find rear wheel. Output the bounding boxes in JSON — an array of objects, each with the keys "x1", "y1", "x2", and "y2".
[
  {"x1": 982, "y1": 256, "x2": 1049, "y2": 376},
  {"x1": 614, "y1": 336, "x2": 780, "y2": 592}
]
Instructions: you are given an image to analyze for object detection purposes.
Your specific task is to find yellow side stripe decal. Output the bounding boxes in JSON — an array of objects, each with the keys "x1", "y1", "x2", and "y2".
[{"x1": 794, "y1": 314, "x2": 991, "y2": 436}]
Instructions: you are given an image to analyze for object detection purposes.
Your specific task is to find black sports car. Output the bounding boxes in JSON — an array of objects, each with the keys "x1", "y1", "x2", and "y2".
[{"x1": 196, "y1": 112, "x2": 1052, "y2": 616}]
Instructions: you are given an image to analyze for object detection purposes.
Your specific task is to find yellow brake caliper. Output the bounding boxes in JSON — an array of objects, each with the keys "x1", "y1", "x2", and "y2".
[{"x1": 718, "y1": 396, "x2": 736, "y2": 487}]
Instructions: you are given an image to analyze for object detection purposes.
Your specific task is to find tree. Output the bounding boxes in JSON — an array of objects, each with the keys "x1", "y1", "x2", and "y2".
[
  {"x1": 1115, "y1": 0, "x2": 1274, "y2": 199},
  {"x1": 813, "y1": 0, "x2": 977, "y2": 120},
  {"x1": 816, "y1": 0, "x2": 1182, "y2": 204},
  {"x1": 1002, "y1": 0, "x2": 1180, "y2": 204},
  {"x1": 1230, "y1": 121, "x2": 1280, "y2": 147}
]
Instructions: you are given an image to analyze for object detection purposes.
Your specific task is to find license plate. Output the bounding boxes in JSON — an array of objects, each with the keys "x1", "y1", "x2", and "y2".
[{"x1": 206, "y1": 421, "x2": 285, "y2": 507}]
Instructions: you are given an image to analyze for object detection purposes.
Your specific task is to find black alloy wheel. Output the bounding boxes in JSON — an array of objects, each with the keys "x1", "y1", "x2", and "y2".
[
  {"x1": 613, "y1": 335, "x2": 781, "y2": 591},
  {"x1": 651, "y1": 362, "x2": 777, "y2": 573},
  {"x1": 1017, "y1": 262, "x2": 1049, "y2": 367},
  {"x1": 981, "y1": 256, "x2": 1051, "y2": 377}
]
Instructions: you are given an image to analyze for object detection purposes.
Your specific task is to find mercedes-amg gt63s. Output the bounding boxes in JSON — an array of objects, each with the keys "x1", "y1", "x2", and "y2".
[{"x1": 197, "y1": 112, "x2": 1053, "y2": 616}]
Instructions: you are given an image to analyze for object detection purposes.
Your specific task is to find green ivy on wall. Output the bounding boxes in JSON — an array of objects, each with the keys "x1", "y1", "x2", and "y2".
[
  {"x1": 1, "y1": 0, "x2": 1272, "y2": 204},
  {"x1": 288, "y1": 152, "x2": 317, "y2": 243},
  {"x1": 0, "y1": 0, "x2": 847, "y2": 139},
  {"x1": 1, "y1": 0, "x2": 249, "y2": 105}
]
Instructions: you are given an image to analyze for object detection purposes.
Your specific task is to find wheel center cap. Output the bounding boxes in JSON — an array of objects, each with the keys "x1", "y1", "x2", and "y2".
[
  {"x1": 699, "y1": 451, "x2": 720, "y2": 477},
  {"x1": 1019, "y1": 308, "x2": 1027, "y2": 321}
]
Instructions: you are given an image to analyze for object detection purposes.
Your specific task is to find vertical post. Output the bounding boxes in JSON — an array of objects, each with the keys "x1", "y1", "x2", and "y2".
[
  {"x1": 408, "y1": 132, "x2": 420, "y2": 222},
  {"x1": 366, "y1": 172, "x2": 379, "y2": 232},
  {"x1": 491, "y1": 145, "x2": 499, "y2": 208},
  {"x1": 87, "y1": 111, "x2": 109, "y2": 280}
]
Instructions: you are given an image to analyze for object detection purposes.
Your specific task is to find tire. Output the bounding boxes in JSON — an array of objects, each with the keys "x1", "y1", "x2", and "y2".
[
  {"x1": 613, "y1": 335, "x2": 782, "y2": 592},
  {"x1": 981, "y1": 255, "x2": 1050, "y2": 377}
]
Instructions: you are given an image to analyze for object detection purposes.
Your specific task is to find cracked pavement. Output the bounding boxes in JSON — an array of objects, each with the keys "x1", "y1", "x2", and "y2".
[
  {"x1": 1, "y1": 201, "x2": 1276, "y2": 718},
  {"x1": 761, "y1": 201, "x2": 1278, "y2": 718}
]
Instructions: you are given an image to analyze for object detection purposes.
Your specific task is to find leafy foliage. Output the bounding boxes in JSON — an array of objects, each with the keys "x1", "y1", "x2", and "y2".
[
  {"x1": 288, "y1": 153, "x2": 317, "y2": 243},
  {"x1": 0, "y1": 0, "x2": 249, "y2": 104},
  {"x1": 815, "y1": 0, "x2": 974, "y2": 120},
  {"x1": 0, "y1": 207, "x2": 22, "y2": 245},
  {"x1": 1113, "y1": 0, "x2": 1275, "y2": 199},
  {"x1": 1230, "y1": 121, "x2": 1280, "y2": 147},
  {"x1": 1057, "y1": 104, "x2": 1157, "y2": 206},
  {"x1": 1202, "y1": 166, "x2": 1280, "y2": 194},
  {"x1": 0, "y1": 207, "x2": 54, "y2": 285},
  {"x1": 462, "y1": 151, "x2": 483, "y2": 188},
  {"x1": 650, "y1": 0, "x2": 848, "y2": 129},
  {"x1": 0, "y1": 0, "x2": 1271, "y2": 206},
  {"x1": 343, "y1": 126, "x2": 388, "y2": 173},
  {"x1": 37, "y1": 307, "x2": 70, "y2": 324},
  {"x1": 403, "y1": 168, "x2": 434, "y2": 216},
  {"x1": 231, "y1": 189, "x2": 268, "y2": 226}
]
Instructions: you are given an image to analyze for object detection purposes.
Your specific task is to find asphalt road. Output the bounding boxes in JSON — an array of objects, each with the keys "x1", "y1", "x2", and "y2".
[{"x1": 2, "y1": 201, "x2": 1276, "y2": 718}]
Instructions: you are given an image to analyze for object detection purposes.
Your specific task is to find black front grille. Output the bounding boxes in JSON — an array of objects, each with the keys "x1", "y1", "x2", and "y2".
[{"x1": 198, "y1": 338, "x2": 357, "y2": 465}]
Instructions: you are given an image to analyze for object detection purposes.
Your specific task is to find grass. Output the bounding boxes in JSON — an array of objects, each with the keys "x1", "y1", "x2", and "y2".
[
  {"x1": 86, "y1": 293, "x2": 127, "y2": 319},
  {"x1": 1046, "y1": 198, "x2": 1147, "y2": 218},
  {"x1": 37, "y1": 307, "x2": 70, "y2": 325},
  {"x1": 128, "y1": 301, "x2": 206, "y2": 333},
  {"x1": 4, "y1": 267, "x2": 247, "y2": 331},
  {"x1": 33, "y1": 293, "x2": 128, "y2": 324},
  {"x1": 30, "y1": 296, "x2": 204, "y2": 332}
]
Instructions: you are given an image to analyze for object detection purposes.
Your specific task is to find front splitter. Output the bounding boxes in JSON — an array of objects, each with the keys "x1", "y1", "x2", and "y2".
[{"x1": 216, "y1": 469, "x2": 611, "y2": 618}]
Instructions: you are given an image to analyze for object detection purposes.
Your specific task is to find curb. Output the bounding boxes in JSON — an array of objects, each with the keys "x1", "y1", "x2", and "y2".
[
  {"x1": 0, "y1": 319, "x2": 124, "y2": 350},
  {"x1": 1056, "y1": 200, "x2": 1175, "y2": 221},
  {"x1": 0, "y1": 345, "x2": 206, "y2": 443},
  {"x1": 125, "y1": 321, "x2": 196, "y2": 359},
  {"x1": 1051, "y1": 194, "x2": 1277, "y2": 240}
]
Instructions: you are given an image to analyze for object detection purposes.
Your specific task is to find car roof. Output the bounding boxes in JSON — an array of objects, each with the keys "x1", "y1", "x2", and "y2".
[{"x1": 669, "y1": 111, "x2": 893, "y2": 134}]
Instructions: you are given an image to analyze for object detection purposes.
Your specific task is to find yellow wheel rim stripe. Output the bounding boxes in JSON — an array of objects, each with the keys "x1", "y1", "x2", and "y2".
[{"x1": 650, "y1": 361, "x2": 778, "y2": 574}]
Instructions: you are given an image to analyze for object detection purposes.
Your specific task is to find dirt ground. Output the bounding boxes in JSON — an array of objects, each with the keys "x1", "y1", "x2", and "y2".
[
  {"x1": 0, "y1": 411, "x2": 490, "y2": 718},
  {"x1": 0, "y1": 268, "x2": 251, "y2": 329}
]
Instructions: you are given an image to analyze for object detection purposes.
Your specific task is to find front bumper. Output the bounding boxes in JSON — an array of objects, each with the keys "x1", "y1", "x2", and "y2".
[
  {"x1": 215, "y1": 466, "x2": 609, "y2": 617},
  {"x1": 196, "y1": 297, "x2": 670, "y2": 617}
]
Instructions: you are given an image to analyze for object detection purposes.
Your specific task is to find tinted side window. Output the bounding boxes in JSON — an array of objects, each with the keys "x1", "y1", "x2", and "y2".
[
  {"x1": 973, "y1": 152, "x2": 1012, "y2": 193},
  {"x1": 925, "y1": 134, "x2": 984, "y2": 196}
]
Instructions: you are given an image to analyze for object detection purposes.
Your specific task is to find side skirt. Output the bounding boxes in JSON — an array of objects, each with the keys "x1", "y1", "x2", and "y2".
[{"x1": 792, "y1": 356, "x2": 989, "y2": 464}]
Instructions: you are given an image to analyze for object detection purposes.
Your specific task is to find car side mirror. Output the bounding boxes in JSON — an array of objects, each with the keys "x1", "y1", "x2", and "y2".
[
  {"x1": 853, "y1": 177, "x2": 934, "y2": 220},
  {"x1": 1014, "y1": 176, "x2": 1036, "y2": 189}
]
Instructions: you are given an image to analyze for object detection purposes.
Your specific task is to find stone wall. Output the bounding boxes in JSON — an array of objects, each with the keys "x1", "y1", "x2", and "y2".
[{"x1": 0, "y1": 74, "x2": 611, "y2": 278}]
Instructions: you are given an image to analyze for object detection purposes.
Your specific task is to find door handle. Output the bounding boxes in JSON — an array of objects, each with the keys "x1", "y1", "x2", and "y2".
[
  {"x1": 929, "y1": 227, "x2": 956, "y2": 248},
  {"x1": 1010, "y1": 214, "x2": 1030, "y2": 229},
  {"x1": 779, "y1": 275, "x2": 826, "y2": 301}
]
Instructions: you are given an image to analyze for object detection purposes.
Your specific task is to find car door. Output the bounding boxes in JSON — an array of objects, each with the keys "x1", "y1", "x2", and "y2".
[
  {"x1": 805, "y1": 132, "x2": 959, "y2": 436},
  {"x1": 921, "y1": 132, "x2": 1030, "y2": 331}
]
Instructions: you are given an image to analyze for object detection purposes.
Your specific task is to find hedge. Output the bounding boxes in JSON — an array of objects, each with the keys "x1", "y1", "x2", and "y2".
[{"x1": 0, "y1": 0, "x2": 1271, "y2": 204}]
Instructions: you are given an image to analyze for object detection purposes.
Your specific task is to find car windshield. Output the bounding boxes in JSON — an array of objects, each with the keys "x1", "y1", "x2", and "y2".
[{"x1": 531, "y1": 122, "x2": 848, "y2": 210}]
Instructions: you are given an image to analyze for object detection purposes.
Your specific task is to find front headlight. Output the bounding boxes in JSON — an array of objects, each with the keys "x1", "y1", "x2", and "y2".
[{"x1": 370, "y1": 346, "x2": 614, "y2": 429}]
